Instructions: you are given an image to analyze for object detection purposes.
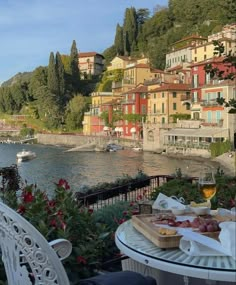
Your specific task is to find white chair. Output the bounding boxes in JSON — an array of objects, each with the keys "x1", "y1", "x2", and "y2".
[
  {"x1": 0, "y1": 201, "x2": 157, "y2": 285},
  {"x1": 0, "y1": 201, "x2": 71, "y2": 285}
]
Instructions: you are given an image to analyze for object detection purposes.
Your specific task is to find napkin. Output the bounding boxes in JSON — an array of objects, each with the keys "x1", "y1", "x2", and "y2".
[
  {"x1": 179, "y1": 222, "x2": 236, "y2": 260},
  {"x1": 152, "y1": 193, "x2": 185, "y2": 210}
]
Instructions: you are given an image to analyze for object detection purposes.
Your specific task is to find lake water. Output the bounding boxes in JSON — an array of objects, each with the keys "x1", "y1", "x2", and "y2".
[{"x1": 0, "y1": 143, "x2": 220, "y2": 192}]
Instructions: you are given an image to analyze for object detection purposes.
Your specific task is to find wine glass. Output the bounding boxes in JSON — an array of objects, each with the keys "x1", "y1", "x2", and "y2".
[{"x1": 198, "y1": 168, "x2": 216, "y2": 206}]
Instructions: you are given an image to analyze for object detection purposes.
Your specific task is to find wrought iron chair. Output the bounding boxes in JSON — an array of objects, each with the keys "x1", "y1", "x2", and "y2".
[{"x1": 0, "y1": 201, "x2": 157, "y2": 285}]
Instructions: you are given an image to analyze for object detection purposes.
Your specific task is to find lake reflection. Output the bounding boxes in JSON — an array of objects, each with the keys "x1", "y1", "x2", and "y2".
[{"x1": 0, "y1": 143, "x2": 220, "y2": 191}]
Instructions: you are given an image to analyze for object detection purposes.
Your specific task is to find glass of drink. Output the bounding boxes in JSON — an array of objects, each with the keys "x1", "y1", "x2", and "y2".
[{"x1": 198, "y1": 169, "x2": 216, "y2": 205}]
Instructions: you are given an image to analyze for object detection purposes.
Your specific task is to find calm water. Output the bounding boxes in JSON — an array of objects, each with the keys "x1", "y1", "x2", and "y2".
[{"x1": 0, "y1": 143, "x2": 220, "y2": 192}]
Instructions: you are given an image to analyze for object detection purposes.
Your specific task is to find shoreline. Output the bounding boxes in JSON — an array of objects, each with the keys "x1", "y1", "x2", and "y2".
[{"x1": 162, "y1": 152, "x2": 235, "y2": 177}]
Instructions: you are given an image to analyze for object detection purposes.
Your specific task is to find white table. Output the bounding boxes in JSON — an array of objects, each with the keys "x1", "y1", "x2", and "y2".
[{"x1": 115, "y1": 220, "x2": 236, "y2": 284}]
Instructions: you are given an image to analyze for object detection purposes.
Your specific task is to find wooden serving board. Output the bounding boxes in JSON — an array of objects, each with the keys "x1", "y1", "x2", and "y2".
[{"x1": 131, "y1": 214, "x2": 220, "y2": 249}]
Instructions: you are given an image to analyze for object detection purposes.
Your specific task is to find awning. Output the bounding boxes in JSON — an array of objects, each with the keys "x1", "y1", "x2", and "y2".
[
  {"x1": 130, "y1": 127, "x2": 136, "y2": 133},
  {"x1": 103, "y1": 126, "x2": 109, "y2": 131},
  {"x1": 118, "y1": 127, "x2": 124, "y2": 133},
  {"x1": 114, "y1": 127, "x2": 120, "y2": 132},
  {"x1": 163, "y1": 128, "x2": 229, "y2": 138}
]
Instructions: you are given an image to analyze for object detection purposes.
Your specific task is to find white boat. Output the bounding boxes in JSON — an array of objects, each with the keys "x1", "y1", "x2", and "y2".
[
  {"x1": 16, "y1": 149, "x2": 36, "y2": 161},
  {"x1": 132, "y1": 147, "x2": 143, "y2": 152}
]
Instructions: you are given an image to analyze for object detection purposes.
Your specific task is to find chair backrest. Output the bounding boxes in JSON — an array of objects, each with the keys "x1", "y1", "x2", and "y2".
[{"x1": 0, "y1": 201, "x2": 70, "y2": 285}]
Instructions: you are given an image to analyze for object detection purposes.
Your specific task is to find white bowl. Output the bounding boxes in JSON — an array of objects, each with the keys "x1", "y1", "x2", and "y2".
[
  {"x1": 171, "y1": 207, "x2": 186, "y2": 215},
  {"x1": 191, "y1": 206, "x2": 210, "y2": 216}
]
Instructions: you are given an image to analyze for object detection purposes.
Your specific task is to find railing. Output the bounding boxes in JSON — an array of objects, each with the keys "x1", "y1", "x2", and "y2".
[{"x1": 75, "y1": 175, "x2": 198, "y2": 210}]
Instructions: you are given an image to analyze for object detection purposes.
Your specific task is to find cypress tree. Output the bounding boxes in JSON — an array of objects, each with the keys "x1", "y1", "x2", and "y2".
[
  {"x1": 69, "y1": 40, "x2": 80, "y2": 92},
  {"x1": 123, "y1": 7, "x2": 138, "y2": 55},
  {"x1": 114, "y1": 24, "x2": 124, "y2": 55},
  {"x1": 47, "y1": 52, "x2": 59, "y2": 95},
  {"x1": 55, "y1": 51, "x2": 65, "y2": 103}
]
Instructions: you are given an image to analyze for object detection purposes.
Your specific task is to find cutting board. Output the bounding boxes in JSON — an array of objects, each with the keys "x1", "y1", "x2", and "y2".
[{"x1": 131, "y1": 214, "x2": 220, "y2": 249}]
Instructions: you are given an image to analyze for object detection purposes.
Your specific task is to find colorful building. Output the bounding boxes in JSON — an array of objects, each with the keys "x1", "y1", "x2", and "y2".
[{"x1": 78, "y1": 52, "x2": 104, "y2": 79}]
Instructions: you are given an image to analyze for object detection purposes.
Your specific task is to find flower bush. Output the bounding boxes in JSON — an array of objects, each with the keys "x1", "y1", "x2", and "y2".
[{"x1": 0, "y1": 179, "x2": 119, "y2": 284}]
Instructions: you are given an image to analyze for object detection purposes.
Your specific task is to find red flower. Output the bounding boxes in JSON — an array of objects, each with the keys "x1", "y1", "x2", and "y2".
[
  {"x1": 47, "y1": 200, "x2": 56, "y2": 208},
  {"x1": 50, "y1": 219, "x2": 57, "y2": 228},
  {"x1": 88, "y1": 208, "x2": 94, "y2": 214},
  {"x1": 22, "y1": 192, "x2": 34, "y2": 203},
  {"x1": 57, "y1": 179, "x2": 70, "y2": 190},
  {"x1": 118, "y1": 218, "x2": 126, "y2": 224},
  {"x1": 17, "y1": 205, "x2": 26, "y2": 214},
  {"x1": 122, "y1": 211, "x2": 128, "y2": 216},
  {"x1": 77, "y1": 256, "x2": 87, "y2": 265},
  {"x1": 60, "y1": 221, "x2": 67, "y2": 231}
]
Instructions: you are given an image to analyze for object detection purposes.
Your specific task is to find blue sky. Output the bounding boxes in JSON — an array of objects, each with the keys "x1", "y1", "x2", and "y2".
[{"x1": 0, "y1": 0, "x2": 168, "y2": 84}]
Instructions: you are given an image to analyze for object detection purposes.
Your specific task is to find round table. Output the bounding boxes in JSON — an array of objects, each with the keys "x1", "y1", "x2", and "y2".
[{"x1": 115, "y1": 220, "x2": 236, "y2": 284}]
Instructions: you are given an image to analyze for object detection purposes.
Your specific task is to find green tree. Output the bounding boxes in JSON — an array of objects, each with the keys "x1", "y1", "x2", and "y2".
[
  {"x1": 65, "y1": 94, "x2": 89, "y2": 130},
  {"x1": 55, "y1": 52, "x2": 65, "y2": 104},
  {"x1": 123, "y1": 7, "x2": 138, "y2": 55},
  {"x1": 69, "y1": 40, "x2": 80, "y2": 92},
  {"x1": 114, "y1": 24, "x2": 124, "y2": 55},
  {"x1": 47, "y1": 52, "x2": 59, "y2": 95}
]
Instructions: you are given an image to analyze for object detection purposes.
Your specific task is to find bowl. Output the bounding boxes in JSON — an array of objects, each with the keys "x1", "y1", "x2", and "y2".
[
  {"x1": 191, "y1": 206, "x2": 210, "y2": 216},
  {"x1": 171, "y1": 207, "x2": 186, "y2": 216}
]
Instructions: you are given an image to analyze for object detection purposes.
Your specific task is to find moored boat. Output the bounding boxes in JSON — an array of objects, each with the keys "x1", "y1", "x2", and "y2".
[{"x1": 16, "y1": 149, "x2": 36, "y2": 161}]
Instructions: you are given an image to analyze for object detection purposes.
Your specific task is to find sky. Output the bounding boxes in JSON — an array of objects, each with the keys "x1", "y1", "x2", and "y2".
[{"x1": 0, "y1": 0, "x2": 168, "y2": 85}]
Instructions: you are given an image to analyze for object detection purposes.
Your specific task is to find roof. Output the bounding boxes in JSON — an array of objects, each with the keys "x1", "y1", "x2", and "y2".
[
  {"x1": 126, "y1": 85, "x2": 148, "y2": 94},
  {"x1": 164, "y1": 128, "x2": 229, "y2": 138},
  {"x1": 150, "y1": 83, "x2": 191, "y2": 92},
  {"x1": 79, "y1": 52, "x2": 104, "y2": 58},
  {"x1": 189, "y1": 56, "x2": 226, "y2": 67},
  {"x1": 171, "y1": 35, "x2": 208, "y2": 46}
]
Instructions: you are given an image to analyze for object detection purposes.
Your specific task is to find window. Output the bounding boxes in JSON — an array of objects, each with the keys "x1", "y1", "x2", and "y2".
[
  {"x1": 173, "y1": 92, "x2": 177, "y2": 98},
  {"x1": 132, "y1": 105, "x2": 135, "y2": 114},
  {"x1": 132, "y1": 93, "x2": 135, "y2": 100},
  {"x1": 162, "y1": 117, "x2": 165, "y2": 124},
  {"x1": 153, "y1": 104, "x2": 156, "y2": 114},
  {"x1": 216, "y1": 111, "x2": 221, "y2": 123},
  {"x1": 162, "y1": 92, "x2": 165, "y2": 98},
  {"x1": 193, "y1": 74, "x2": 199, "y2": 88},
  {"x1": 193, "y1": 91, "x2": 198, "y2": 102},
  {"x1": 141, "y1": 105, "x2": 146, "y2": 114},
  {"x1": 162, "y1": 103, "x2": 165, "y2": 113},
  {"x1": 154, "y1": 93, "x2": 156, "y2": 99},
  {"x1": 125, "y1": 106, "x2": 128, "y2": 114},
  {"x1": 173, "y1": 103, "x2": 177, "y2": 110},
  {"x1": 204, "y1": 54, "x2": 207, "y2": 60},
  {"x1": 153, "y1": 117, "x2": 156, "y2": 123},
  {"x1": 141, "y1": 93, "x2": 146, "y2": 99},
  {"x1": 204, "y1": 46, "x2": 207, "y2": 52},
  {"x1": 186, "y1": 103, "x2": 190, "y2": 110},
  {"x1": 205, "y1": 72, "x2": 211, "y2": 84},
  {"x1": 207, "y1": 111, "x2": 212, "y2": 123},
  {"x1": 194, "y1": 57, "x2": 197, "y2": 62}
]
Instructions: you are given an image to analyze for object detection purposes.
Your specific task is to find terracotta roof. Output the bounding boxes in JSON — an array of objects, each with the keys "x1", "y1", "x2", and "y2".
[
  {"x1": 189, "y1": 56, "x2": 227, "y2": 67},
  {"x1": 150, "y1": 68, "x2": 164, "y2": 73},
  {"x1": 171, "y1": 35, "x2": 207, "y2": 46},
  {"x1": 166, "y1": 65, "x2": 183, "y2": 71},
  {"x1": 150, "y1": 83, "x2": 191, "y2": 92},
  {"x1": 79, "y1": 52, "x2": 104, "y2": 58}
]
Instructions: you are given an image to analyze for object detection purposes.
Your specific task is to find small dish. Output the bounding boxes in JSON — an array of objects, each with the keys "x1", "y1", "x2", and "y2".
[
  {"x1": 191, "y1": 206, "x2": 210, "y2": 216},
  {"x1": 171, "y1": 207, "x2": 186, "y2": 215}
]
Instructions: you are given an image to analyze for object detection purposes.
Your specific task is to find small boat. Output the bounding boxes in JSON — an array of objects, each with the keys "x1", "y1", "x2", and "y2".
[
  {"x1": 132, "y1": 147, "x2": 143, "y2": 152},
  {"x1": 16, "y1": 149, "x2": 36, "y2": 161}
]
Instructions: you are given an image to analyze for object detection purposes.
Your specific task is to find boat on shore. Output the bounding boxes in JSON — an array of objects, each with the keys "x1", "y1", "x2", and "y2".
[{"x1": 16, "y1": 150, "x2": 36, "y2": 162}]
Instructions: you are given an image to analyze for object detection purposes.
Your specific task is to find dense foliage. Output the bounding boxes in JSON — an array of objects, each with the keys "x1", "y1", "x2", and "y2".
[
  {"x1": 151, "y1": 170, "x2": 236, "y2": 210},
  {"x1": 0, "y1": 179, "x2": 140, "y2": 284},
  {"x1": 103, "y1": 0, "x2": 235, "y2": 68}
]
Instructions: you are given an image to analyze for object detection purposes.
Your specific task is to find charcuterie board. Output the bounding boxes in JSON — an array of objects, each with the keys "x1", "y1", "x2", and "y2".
[{"x1": 131, "y1": 214, "x2": 221, "y2": 249}]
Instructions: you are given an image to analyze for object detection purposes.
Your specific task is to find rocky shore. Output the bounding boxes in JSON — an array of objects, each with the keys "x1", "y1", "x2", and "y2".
[{"x1": 212, "y1": 152, "x2": 236, "y2": 176}]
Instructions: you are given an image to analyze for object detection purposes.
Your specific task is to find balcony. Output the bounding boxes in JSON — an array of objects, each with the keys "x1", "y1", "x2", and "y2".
[{"x1": 200, "y1": 100, "x2": 219, "y2": 107}]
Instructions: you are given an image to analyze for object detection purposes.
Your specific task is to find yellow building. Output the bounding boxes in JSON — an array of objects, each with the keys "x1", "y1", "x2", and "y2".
[
  {"x1": 106, "y1": 56, "x2": 135, "y2": 71},
  {"x1": 191, "y1": 24, "x2": 236, "y2": 63},
  {"x1": 147, "y1": 83, "x2": 191, "y2": 124}
]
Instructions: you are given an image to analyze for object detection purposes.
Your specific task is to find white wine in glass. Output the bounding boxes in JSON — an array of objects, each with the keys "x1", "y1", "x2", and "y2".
[{"x1": 198, "y1": 170, "x2": 216, "y2": 202}]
